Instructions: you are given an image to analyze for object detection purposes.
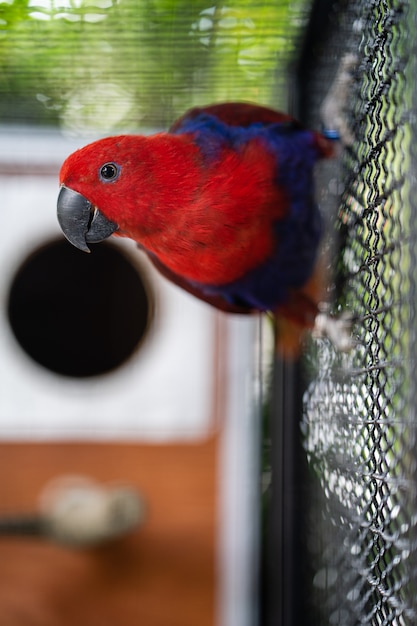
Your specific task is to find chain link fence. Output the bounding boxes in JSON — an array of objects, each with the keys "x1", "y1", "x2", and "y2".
[{"x1": 271, "y1": 0, "x2": 417, "y2": 624}]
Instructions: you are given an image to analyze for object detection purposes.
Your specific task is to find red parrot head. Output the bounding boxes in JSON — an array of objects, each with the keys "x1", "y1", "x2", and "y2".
[
  {"x1": 57, "y1": 133, "x2": 200, "y2": 253},
  {"x1": 58, "y1": 136, "x2": 137, "y2": 252}
]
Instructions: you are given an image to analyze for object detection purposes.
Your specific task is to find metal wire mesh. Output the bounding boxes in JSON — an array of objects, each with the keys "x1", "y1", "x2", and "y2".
[{"x1": 298, "y1": 0, "x2": 417, "y2": 624}]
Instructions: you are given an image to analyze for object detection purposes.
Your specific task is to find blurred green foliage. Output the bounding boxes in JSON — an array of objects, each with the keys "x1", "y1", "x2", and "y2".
[{"x1": 0, "y1": 0, "x2": 309, "y2": 132}]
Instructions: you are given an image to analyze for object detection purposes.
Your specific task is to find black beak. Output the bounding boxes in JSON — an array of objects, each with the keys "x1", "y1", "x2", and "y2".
[{"x1": 57, "y1": 186, "x2": 118, "y2": 253}]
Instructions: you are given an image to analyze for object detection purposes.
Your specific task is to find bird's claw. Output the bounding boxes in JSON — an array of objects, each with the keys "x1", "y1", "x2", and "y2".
[
  {"x1": 312, "y1": 311, "x2": 358, "y2": 352},
  {"x1": 321, "y1": 53, "x2": 358, "y2": 147}
]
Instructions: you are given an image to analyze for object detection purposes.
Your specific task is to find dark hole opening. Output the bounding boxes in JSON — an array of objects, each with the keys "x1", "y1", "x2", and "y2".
[{"x1": 7, "y1": 239, "x2": 153, "y2": 378}]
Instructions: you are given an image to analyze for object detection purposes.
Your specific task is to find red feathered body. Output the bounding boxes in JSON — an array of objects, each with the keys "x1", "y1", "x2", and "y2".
[{"x1": 58, "y1": 102, "x2": 335, "y2": 352}]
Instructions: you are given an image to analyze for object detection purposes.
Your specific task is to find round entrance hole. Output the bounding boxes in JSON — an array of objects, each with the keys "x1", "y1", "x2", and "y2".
[{"x1": 7, "y1": 239, "x2": 153, "y2": 378}]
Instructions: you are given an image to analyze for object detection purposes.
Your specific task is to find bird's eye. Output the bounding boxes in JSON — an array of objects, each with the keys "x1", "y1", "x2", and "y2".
[{"x1": 99, "y1": 162, "x2": 120, "y2": 182}]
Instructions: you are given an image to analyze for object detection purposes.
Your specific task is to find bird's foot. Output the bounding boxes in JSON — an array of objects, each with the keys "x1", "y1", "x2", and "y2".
[
  {"x1": 320, "y1": 53, "x2": 358, "y2": 147},
  {"x1": 312, "y1": 310, "x2": 357, "y2": 352}
]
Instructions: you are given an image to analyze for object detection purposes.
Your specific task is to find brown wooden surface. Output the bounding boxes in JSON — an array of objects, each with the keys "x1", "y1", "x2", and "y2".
[{"x1": 0, "y1": 438, "x2": 217, "y2": 626}]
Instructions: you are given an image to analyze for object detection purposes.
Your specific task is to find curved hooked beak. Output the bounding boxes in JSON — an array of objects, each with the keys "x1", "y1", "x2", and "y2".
[{"x1": 57, "y1": 186, "x2": 118, "y2": 253}]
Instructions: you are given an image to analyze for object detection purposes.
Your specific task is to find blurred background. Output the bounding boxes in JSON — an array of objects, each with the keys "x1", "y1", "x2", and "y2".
[{"x1": 0, "y1": 0, "x2": 308, "y2": 133}]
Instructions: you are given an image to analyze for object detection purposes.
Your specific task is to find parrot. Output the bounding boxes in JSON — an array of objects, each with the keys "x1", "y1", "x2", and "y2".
[{"x1": 57, "y1": 100, "x2": 353, "y2": 355}]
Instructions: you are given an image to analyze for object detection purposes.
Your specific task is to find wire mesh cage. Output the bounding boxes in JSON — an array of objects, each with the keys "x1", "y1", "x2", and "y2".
[{"x1": 288, "y1": 0, "x2": 417, "y2": 624}]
